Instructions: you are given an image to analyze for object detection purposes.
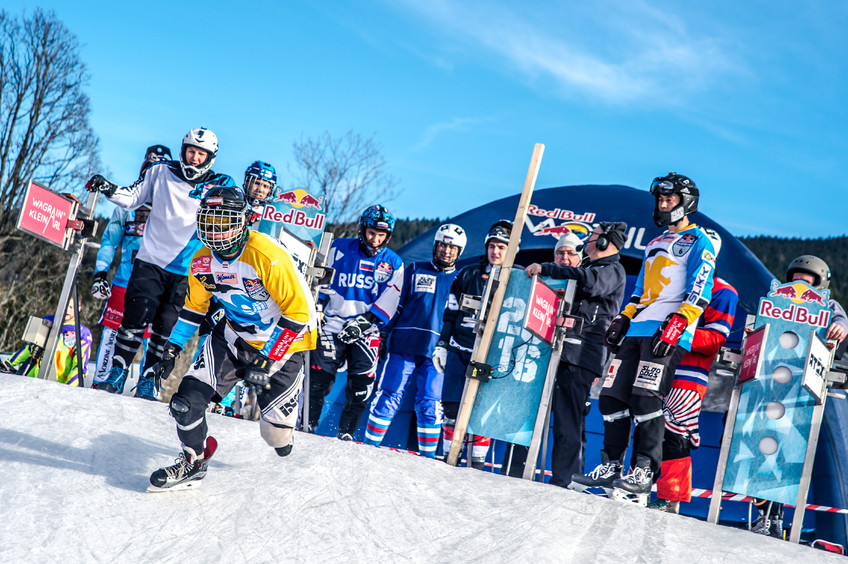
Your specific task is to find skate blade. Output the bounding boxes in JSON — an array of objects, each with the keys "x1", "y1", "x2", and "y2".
[
  {"x1": 610, "y1": 488, "x2": 647, "y2": 506},
  {"x1": 567, "y1": 482, "x2": 613, "y2": 497},
  {"x1": 146, "y1": 480, "x2": 203, "y2": 493}
]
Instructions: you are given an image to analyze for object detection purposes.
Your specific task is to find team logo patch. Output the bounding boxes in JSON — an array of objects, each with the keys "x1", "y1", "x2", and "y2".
[
  {"x1": 243, "y1": 278, "x2": 270, "y2": 301},
  {"x1": 375, "y1": 261, "x2": 394, "y2": 283},
  {"x1": 359, "y1": 261, "x2": 374, "y2": 273},
  {"x1": 602, "y1": 359, "x2": 621, "y2": 389},
  {"x1": 215, "y1": 272, "x2": 238, "y2": 285},
  {"x1": 191, "y1": 255, "x2": 212, "y2": 275},
  {"x1": 633, "y1": 360, "x2": 665, "y2": 391},
  {"x1": 196, "y1": 274, "x2": 217, "y2": 291},
  {"x1": 702, "y1": 249, "x2": 715, "y2": 263},
  {"x1": 671, "y1": 234, "x2": 696, "y2": 257},
  {"x1": 414, "y1": 273, "x2": 436, "y2": 294},
  {"x1": 62, "y1": 331, "x2": 76, "y2": 349}
]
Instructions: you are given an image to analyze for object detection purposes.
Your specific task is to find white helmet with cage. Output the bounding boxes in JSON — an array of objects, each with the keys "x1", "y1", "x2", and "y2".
[{"x1": 432, "y1": 223, "x2": 467, "y2": 269}]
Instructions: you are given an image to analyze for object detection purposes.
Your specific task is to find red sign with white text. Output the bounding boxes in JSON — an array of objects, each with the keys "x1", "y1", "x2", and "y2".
[
  {"x1": 16, "y1": 181, "x2": 75, "y2": 248},
  {"x1": 524, "y1": 278, "x2": 561, "y2": 344},
  {"x1": 738, "y1": 324, "x2": 768, "y2": 385}
]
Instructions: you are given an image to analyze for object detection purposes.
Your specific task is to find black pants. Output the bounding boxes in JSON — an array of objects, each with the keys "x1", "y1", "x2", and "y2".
[
  {"x1": 308, "y1": 328, "x2": 380, "y2": 436},
  {"x1": 113, "y1": 260, "x2": 187, "y2": 377},
  {"x1": 598, "y1": 336, "x2": 685, "y2": 475},
  {"x1": 550, "y1": 362, "x2": 596, "y2": 487}
]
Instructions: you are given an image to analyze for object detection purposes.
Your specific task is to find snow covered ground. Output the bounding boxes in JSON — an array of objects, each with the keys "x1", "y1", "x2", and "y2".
[{"x1": 0, "y1": 374, "x2": 840, "y2": 563}]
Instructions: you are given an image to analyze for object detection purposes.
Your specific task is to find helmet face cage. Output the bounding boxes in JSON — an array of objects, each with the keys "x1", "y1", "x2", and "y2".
[
  {"x1": 650, "y1": 173, "x2": 699, "y2": 227},
  {"x1": 197, "y1": 205, "x2": 249, "y2": 255},
  {"x1": 180, "y1": 128, "x2": 218, "y2": 181},
  {"x1": 786, "y1": 255, "x2": 831, "y2": 290},
  {"x1": 358, "y1": 205, "x2": 395, "y2": 256},
  {"x1": 244, "y1": 161, "x2": 277, "y2": 206},
  {"x1": 432, "y1": 224, "x2": 467, "y2": 269}
]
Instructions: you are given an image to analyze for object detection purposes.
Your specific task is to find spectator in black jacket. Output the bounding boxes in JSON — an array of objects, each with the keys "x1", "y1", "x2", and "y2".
[{"x1": 525, "y1": 222, "x2": 628, "y2": 486}]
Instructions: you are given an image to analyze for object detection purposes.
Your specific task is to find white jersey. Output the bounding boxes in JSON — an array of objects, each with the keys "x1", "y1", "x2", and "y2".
[{"x1": 106, "y1": 162, "x2": 235, "y2": 275}]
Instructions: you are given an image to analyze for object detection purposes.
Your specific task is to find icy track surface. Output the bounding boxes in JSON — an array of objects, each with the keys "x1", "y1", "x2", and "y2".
[{"x1": 0, "y1": 375, "x2": 840, "y2": 563}]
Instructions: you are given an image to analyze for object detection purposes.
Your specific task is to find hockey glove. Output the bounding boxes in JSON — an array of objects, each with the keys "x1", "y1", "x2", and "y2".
[
  {"x1": 432, "y1": 343, "x2": 448, "y2": 373},
  {"x1": 91, "y1": 271, "x2": 111, "y2": 300},
  {"x1": 338, "y1": 315, "x2": 373, "y2": 345},
  {"x1": 85, "y1": 174, "x2": 117, "y2": 197},
  {"x1": 244, "y1": 354, "x2": 274, "y2": 390},
  {"x1": 151, "y1": 342, "x2": 181, "y2": 382},
  {"x1": 652, "y1": 313, "x2": 689, "y2": 358},
  {"x1": 0, "y1": 358, "x2": 14, "y2": 373},
  {"x1": 604, "y1": 314, "x2": 630, "y2": 353}
]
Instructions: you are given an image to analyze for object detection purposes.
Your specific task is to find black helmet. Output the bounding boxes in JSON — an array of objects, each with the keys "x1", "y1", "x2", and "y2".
[
  {"x1": 484, "y1": 219, "x2": 513, "y2": 246},
  {"x1": 786, "y1": 255, "x2": 831, "y2": 290},
  {"x1": 140, "y1": 144, "x2": 173, "y2": 176},
  {"x1": 197, "y1": 185, "x2": 251, "y2": 257},
  {"x1": 650, "y1": 172, "x2": 699, "y2": 227}
]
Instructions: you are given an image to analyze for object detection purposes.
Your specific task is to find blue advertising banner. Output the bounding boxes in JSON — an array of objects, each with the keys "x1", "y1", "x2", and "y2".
[
  {"x1": 467, "y1": 271, "x2": 570, "y2": 446},
  {"x1": 722, "y1": 279, "x2": 832, "y2": 505}
]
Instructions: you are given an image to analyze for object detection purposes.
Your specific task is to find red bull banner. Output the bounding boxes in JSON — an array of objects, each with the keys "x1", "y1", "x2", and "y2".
[
  {"x1": 722, "y1": 279, "x2": 832, "y2": 505},
  {"x1": 257, "y1": 187, "x2": 326, "y2": 247}
]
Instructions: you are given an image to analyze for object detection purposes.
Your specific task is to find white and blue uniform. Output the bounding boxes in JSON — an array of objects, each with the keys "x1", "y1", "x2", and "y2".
[
  {"x1": 308, "y1": 238, "x2": 404, "y2": 437},
  {"x1": 91, "y1": 207, "x2": 147, "y2": 385},
  {"x1": 364, "y1": 261, "x2": 457, "y2": 456}
]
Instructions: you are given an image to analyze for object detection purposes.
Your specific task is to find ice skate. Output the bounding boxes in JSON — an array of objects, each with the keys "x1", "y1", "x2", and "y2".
[
  {"x1": 610, "y1": 456, "x2": 652, "y2": 506},
  {"x1": 568, "y1": 450, "x2": 622, "y2": 496},
  {"x1": 147, "y1": 437, "x2": 218, "y2": 492}
]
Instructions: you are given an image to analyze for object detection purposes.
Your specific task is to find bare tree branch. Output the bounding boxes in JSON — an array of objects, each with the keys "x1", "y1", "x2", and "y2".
[{"x1": 289, "y1": 130, "x2": 399, "y2": 236}]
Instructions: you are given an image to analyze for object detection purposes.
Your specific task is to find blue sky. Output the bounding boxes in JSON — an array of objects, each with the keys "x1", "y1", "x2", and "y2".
[{"x1": 9, "y1": 1, "x2": 847, "y2": 237}]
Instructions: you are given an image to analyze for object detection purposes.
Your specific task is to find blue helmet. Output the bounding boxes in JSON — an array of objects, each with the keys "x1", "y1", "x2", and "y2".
[
  {"x1": 244, "y1": 160, "x2": 277, "y2": 206},
  {"x1": 358, "y1": 205, "x2": 395, "y2": 256}
]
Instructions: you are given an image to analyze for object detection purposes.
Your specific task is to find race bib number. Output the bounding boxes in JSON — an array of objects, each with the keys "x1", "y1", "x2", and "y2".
[{"x1": 633, "y1": 360, "x2": 664, "y2": 391}]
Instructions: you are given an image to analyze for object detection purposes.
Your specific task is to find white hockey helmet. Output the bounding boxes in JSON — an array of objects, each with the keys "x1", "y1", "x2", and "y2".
[
  {"x1": 433, "y1": 223, "x2": 467, "y2": 269},
  {"x1": 180, "y1": 127, "x2": 218, "y2": 181}
]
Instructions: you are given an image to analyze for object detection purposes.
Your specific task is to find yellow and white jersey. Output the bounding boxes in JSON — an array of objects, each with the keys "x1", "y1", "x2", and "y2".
[
  {"x1": 170, "y1": 230, "x2": 317, "y2": 358},
  {"x1": 622, "y1": 224, "x2": 716, "y2": 350}
]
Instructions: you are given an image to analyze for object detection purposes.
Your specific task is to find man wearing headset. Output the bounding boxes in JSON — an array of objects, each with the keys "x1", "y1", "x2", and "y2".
[{"x1": 525, "y1": 223, "x2": 628, "y2": 486}]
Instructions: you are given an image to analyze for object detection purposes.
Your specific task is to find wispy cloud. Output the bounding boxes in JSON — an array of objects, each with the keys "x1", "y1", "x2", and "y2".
[
  {"x1": 391, "y1": 0, "x2": 742, "y2": 105},
  {"x1": 411, "y1": 116, "x2": 495, "y2": 151}
]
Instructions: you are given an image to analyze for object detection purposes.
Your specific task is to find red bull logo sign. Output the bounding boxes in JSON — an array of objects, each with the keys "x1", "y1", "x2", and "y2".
[
  {"x1": 272, "y1": 188, "x2": 324, "y2": 210},
  {"x1": 759, "y1": 280, "x2": 831, "y2": 329},
  {"x1": 262, "y1": 206, "x2": 326, "y2": 230}
]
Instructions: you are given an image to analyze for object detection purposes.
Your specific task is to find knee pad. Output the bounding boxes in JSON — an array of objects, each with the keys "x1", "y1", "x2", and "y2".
[
  {"x1": 260, "y1": 417, "x2": 294, "y2": 450},
  {"x1": 123, "y1": 296, "x2": 159, "y2": 330},
  {"x1": 169, "y1": 393, "x2": 203, "y2": 430}
]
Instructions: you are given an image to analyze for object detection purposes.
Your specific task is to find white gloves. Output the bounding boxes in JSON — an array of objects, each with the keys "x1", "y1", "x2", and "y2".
[{"x1": 432, "y1": 344, "x2": 448, "y2": 373}]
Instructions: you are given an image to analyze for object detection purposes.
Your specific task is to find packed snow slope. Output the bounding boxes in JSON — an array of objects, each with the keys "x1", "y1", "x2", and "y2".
[{"x1": 0, "y1": 375, "x2": 840, "y2": 563}]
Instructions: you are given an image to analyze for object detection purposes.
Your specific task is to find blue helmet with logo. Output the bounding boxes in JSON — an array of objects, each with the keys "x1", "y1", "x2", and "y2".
[
  {"x1": 358, "y1": 205, "x2": 395, "y2": 257},
  {"x1": 244, "y1": 161, "x2": 277, "y2": 207}
]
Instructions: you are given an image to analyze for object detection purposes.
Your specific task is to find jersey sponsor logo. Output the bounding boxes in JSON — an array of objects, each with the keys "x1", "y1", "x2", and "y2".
[
  {"x1": 191, "y1": 255, "x2": 212, "y2": 275},
  {"x1": 337, "y1": 272, "x2": 375, "y2": 290},
  {"x1": 62, "y1": 331, "x2": 76, "y2": 349},
  {"x1": 602, "y1": 359, "x2": 621, "y2": 388},
  {"x1": 702, "y1": 249, "x2": 715, "y2": 263},
  {"x1": 195, "y1": 274, "x2": 217, "y2": 291},
  {"x1": 375, "y1": 261, "x2": 394, "y2": 283},
  {"x1": 359, "y1": 261, "x2": 374, "y2": 273},
  {"x1": 124, "y1": 222, "x2": 145, "y2": 237},
  {"x1": 414, "y1": 273, "x2": 437, "y2": 294},
  {"x1": 215, "y1": 272, "x2": 238, "y2": 285},
  {"x1": 243, "y1": 278, "x2": 270, "y2": 301},
  {"x1": 634, "y1": 360, "x2": 664, "y2": 391},
  {"x1": 691, "y1": 262, "x2": 713, "y2": 298},
  {"x1": 671, "y1": 233, "x2": 696, "y2": 257}
]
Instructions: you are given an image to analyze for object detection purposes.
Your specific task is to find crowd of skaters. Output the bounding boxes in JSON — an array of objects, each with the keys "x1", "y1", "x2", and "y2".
[{"x1": 3, "y1": 127, "x2": 847, "y2": 534}]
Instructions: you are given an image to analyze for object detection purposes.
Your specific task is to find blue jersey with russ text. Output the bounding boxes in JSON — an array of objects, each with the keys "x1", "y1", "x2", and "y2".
[{"x1": 322, "y1": 238, "x2": 404, "y2": 335}]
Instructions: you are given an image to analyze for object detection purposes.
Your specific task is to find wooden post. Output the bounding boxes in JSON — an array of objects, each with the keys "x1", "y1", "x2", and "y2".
[{"x1": 446, "y1": 143, "x2": 544, "y2": 466}]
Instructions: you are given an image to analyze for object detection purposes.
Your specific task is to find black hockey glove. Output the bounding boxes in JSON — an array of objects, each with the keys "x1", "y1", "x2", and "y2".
[
  {"x1": 652, "y1": 313, "x2": 688, "y2": 358},
  {"x1": 338, "y1": 314, "x2": 375, "y2": 345},
  {"x1": 91, "y1": 271, "x2": 111, "y2": 300},
  {"x1": 244, "y1": 354, "x2": 274, "y2": 390},
  {"x1": 151, "y1": 342, "x2": 181, "y2": 382},
  {"x1": 85, "y1": 174, "x2": 117, "y2": 197},
  {"x1": 604, "y1": 314, "x2": 630, "y2": 354}
]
